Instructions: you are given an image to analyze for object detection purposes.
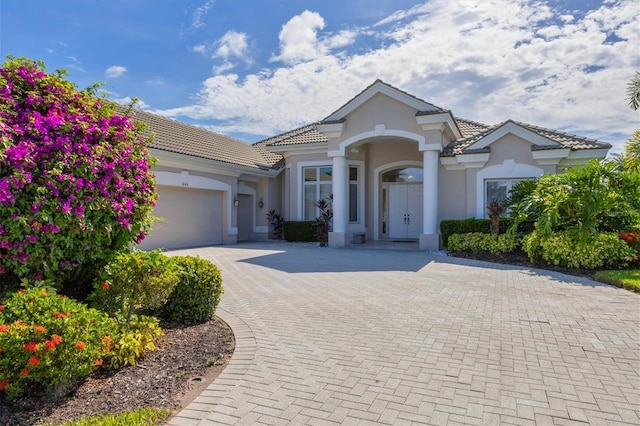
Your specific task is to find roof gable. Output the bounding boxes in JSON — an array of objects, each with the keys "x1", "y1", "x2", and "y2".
[
  {"x1": 323, "y1": 79, "x2": 444, "y2": 122},
  {"x1": 465, "y1": 121, "x2": 561, "y2": 151}
]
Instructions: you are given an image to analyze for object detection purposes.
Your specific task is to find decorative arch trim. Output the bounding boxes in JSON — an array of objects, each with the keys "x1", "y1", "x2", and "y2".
[{"x1": 328, "y1": 125, "x2": 426, "y2": 157}]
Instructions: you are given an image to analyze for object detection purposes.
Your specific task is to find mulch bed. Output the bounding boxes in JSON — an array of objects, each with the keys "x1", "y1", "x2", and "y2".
[
  {"x1": 0, "y1": 317, "x2": 235, "y2": 426},
  {"x1": 448, "y1": 251, "x2": 597, "y2": 280}
]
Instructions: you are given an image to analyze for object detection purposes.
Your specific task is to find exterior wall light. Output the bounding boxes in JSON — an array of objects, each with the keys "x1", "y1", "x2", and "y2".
[
  {"x1": 258, "y1": 197, "x2": 264, "y2": 209},
  {"x1": 233, "y1": 197, "x2": 239, "y2": 207}
]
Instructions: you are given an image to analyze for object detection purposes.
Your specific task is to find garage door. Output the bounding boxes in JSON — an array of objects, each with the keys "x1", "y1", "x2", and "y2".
[{"x1": 139, "y1": 186, "x2": 223, "y2": 250}]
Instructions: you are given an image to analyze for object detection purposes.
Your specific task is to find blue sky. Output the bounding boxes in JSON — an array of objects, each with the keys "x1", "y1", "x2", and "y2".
[{"x1": 1, "y1": 0, "x2": 638, "y2": 152}]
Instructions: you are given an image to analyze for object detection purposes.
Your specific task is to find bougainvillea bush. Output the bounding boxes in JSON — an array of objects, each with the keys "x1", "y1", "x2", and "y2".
[{"x1": 0, "y1": 56, "x2": 156, "y2": 293}]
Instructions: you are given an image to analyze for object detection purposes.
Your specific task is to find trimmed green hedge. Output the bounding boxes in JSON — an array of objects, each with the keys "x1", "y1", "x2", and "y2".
[
  {"x1": 440, "y1": 218, "x2": 533, "y2": 247},
  {"x1": 283, "y1": 221, "x2": 317, "y2": 242},
  {"x1": 448, "y1": 232, "x2": 520, "y2": 255}
]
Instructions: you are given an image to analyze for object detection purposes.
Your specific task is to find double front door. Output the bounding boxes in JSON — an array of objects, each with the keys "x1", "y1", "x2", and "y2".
[{"x1": 388, "y1": 184, "x2": 423, "y2": 239}]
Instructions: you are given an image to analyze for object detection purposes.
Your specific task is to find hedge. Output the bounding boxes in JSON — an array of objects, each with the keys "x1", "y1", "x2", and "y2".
[
  {"x1": 283, "y1": 221, "x2": 317, "y2": 242},
  {"x1": 440, "y1": 218, "x2": 533, "y2": 247}
]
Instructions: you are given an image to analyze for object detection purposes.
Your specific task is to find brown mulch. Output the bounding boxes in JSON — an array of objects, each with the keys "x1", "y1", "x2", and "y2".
[
  {"x1": 0, "y1": 317, "x2": 235, "y2": 426},
  {"x1": 449, "y1": 251, "x2": 597, "y2": 280}
]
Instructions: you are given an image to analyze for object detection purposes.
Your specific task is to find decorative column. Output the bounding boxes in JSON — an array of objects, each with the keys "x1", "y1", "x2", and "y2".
[
  {"x1": 329, "y1": 155, "x2": 348, "y2": 247},
  {"x1": 420, "y1": 149, "x2": 440, "y2": 250}
]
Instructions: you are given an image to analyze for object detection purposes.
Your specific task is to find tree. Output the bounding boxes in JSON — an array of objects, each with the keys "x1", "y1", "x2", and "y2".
[
  {"x1": 617, "y1": 72, "x2": 640, "y2": 172},
  {"x1": 627, "y1": 71, "x2": 640, "y2": 111},
  {"x1": 0, "y1": 57, "x2": 156, "y2": 293}
]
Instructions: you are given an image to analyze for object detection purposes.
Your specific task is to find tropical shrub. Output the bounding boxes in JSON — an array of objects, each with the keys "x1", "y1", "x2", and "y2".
[
  {"x1": 266, "y1": 209, "x2": 284, "y2": 240},
  {"x1": 0, "y1": 56, "x2": 156, "y2": 293},
  {"x1": 0, "y1": 287, "x2": 114, "y2": 400},
  {"x1": 104, "y1": 314, "x2": 163, "y2": 368},
  {"x1": 447, "y1": 232, "x2": 519, "y2": 255},
  {"x1": 90, "y1": 249, "x2": 180, "y2": 324},
  {"x1": 315, "y1": 198, "x2": 333, "y2": 246},
  {"x1": 508, "y1": 160, "x2": 640, "y2": 236},
  {"x1": 522, "y1": 230, "x2": 637, "y2": 269},
  {"x1": 161, "y1": 256, "x2": 224, "y2": 324}
]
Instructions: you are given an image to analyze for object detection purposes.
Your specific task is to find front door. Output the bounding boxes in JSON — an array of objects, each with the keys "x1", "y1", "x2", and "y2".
[{"x1": 388, "y1": 184, "x2": 423, "y2": 239}]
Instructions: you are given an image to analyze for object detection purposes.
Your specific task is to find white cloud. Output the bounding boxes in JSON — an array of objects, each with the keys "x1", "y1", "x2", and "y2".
[
  {"x1": 146, "y1": 77, "x2": 165, "y2": 86},
  {"x1": 214, "y1": 30, "x2": 250, "y2": 62},
  {"x1": 191, "y1": 44, "x2": 206, "y2": 54},
  {"x1": 270, "y1": 10, "x2": 326, "y2": 64},
  {"x1": 105, "y1": 65, "x2": 127, "y2": 78},
  {"x1": 159, "y1": 0, "x2": 639, "y2": 152},
  {"x1": 112, "y1": 96, "x2": 149, "y2": 109},
  {"x1": 191, "y1": 0, "x2": 215, "y2": 30}
]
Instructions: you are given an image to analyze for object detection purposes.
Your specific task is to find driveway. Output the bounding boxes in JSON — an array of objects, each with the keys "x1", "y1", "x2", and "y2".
[{"x1": 166, "y1": 242, "x2": 639, "y2": 425}]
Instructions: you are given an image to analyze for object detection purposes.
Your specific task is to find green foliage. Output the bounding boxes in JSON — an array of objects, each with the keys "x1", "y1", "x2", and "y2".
[
  {"x1": 594, "y1": 270, "x2": 640, "y2": 293},
  {"x1": 627, "y1": 70, "x2": 640, "y2": 111},
  {"x1": 439, "y1": 218, "x2": 517, "y2": 247},
  {"x1": 522, "y1": 230, "x2": 637, "y2": 269},
  {"x1": 283, "y1": 221, "x2": 317, "y2": 242},
  {"x1": 0, "y1": 288, "x2": 114, "y2": 400},
  {"x1": 509, "y1": 160, "x2": 640, "y2": 237},
  {"x1": 161, "y1": 256, "x2": 224, "y2": 324},
  {"x1": 447, "y1": 232, "x2": 519, "y2": 255},
  {"x1": 0, "y1": 57, "x2": 157, "y2": 293},
  {"x1": 502, "y1": 179, "x2": 539, "y2": 222},
  {"x1": 47, "y1": 407, "x2": 172, "y2": 426},
  {"x1": 90, "y1": 249, "x2": 180, "y2": 324},
  {"x1": 104, "y1": 314, "x2": 163, "y2": 368}
]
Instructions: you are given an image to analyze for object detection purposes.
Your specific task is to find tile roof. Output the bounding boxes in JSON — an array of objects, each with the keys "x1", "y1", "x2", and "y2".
[
  {"x1": 116, "y1": 105, "x2": 282, "y2": 171},
  {"x1": 256, "y1": 123, "x2": 328, "y2": 147},
  {"x1": 442, "y1": 119, "x2": 611, "y2": 156}
]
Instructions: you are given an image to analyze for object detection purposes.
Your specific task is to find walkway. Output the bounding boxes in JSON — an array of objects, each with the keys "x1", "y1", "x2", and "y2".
[{"x1": 166, "y1": 242, "x2": 640, "y2": 425}]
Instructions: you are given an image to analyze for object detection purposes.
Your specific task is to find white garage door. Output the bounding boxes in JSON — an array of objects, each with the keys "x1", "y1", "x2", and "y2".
[{"x1": 139, "y1": 186, "x2": 223, "y2": 250}]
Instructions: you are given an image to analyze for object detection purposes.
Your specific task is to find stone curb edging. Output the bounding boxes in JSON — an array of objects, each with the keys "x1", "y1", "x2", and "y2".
[{"x1": 166, "y1": 308, "x2": 256, "y2": 425}]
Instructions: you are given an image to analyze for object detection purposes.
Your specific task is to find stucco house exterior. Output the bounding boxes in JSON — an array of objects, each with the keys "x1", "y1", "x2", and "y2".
[{"x1": 133, "y1": 80, "x2": 611, "y2": 251}]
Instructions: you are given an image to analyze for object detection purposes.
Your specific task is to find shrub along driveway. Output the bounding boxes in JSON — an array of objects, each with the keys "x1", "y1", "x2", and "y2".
[{"x1": 166, "y1": 242, "x2": 639, "y2": 425}]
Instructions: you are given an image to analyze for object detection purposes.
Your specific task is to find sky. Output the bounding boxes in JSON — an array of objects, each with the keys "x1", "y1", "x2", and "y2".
[{"x1": 1, "y1": 0, "x2": 638, "y2": 153}]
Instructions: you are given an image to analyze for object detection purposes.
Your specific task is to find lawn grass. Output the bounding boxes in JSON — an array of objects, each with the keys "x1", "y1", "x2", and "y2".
[
  {"x1": 48, "y1": 407, "x2": 172, "y2": 426},
  {"x1": 594, "y1": 269, "x2": 640, "y2": 293}
]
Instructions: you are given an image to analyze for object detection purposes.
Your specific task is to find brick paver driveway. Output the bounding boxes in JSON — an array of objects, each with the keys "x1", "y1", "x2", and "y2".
[{"x1": 167, "y1": 243, "x2": 639, "y2": 425}]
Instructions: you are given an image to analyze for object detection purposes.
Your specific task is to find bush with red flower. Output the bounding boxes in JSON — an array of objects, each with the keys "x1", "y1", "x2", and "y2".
[
  {"x1": 619, "y1": 230, "x2": 640, "y2": 264},
  {"x1": 0, "y1": 56, "x2": 157, "y2": 294},
  {"x1": 0, "y1": 287, "x2": 115, "y2": 399}
]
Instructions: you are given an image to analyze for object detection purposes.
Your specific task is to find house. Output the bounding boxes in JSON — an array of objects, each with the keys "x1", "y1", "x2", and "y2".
[{"x1": 133, "y1": 80, "x2": 611, "y2": 251}]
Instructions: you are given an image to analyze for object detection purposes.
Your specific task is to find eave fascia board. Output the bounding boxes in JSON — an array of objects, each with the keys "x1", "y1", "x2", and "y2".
[
  {"x1": 416, "y1": 112, "x2": 463, "y2": 139},
  {"x1": 557, "y1": 148, "x2": 611, "y2": 166},
  {"x1": 316, "y1": 122, "x2": 345, "y2": 139},
  {"x1": 531, "y1": 148, "x2": 571, "y2": 166},
  {"x1": 266, "y1": 142, "x2": 328, "y2": 156}
]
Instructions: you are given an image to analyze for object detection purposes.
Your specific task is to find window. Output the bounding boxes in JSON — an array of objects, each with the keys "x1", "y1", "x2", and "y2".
[
  {"x1": 302, "y1": 165, "x2": 360, "y2": 222},
  {"x1": 349, "y1": 166, "x2": 359, "y2": 223},
  {"x1": 484, "y1": 179, "x2": 524, "y2": 217},
  {"x1": 303, "y1": 166, "x2": 332, "y2": 221}
]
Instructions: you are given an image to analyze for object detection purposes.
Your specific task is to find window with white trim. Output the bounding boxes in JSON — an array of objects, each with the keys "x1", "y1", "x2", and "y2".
[
  {"x1": 302, "y1": 165, "x2": 360, "y2": 222},
  {"x1": 484, "y1": 179, "x2": 524, "y2": 217}
]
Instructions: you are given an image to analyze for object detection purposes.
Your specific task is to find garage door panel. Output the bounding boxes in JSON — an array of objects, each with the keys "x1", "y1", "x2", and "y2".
[{"x1": 139, "y1": 186, "x2": 223, "y2": 250}]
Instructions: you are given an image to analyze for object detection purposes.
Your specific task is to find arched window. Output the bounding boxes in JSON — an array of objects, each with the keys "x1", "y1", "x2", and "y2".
[{"x1": 381, "y1": 167, "x2": 423, "y2": 183}]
